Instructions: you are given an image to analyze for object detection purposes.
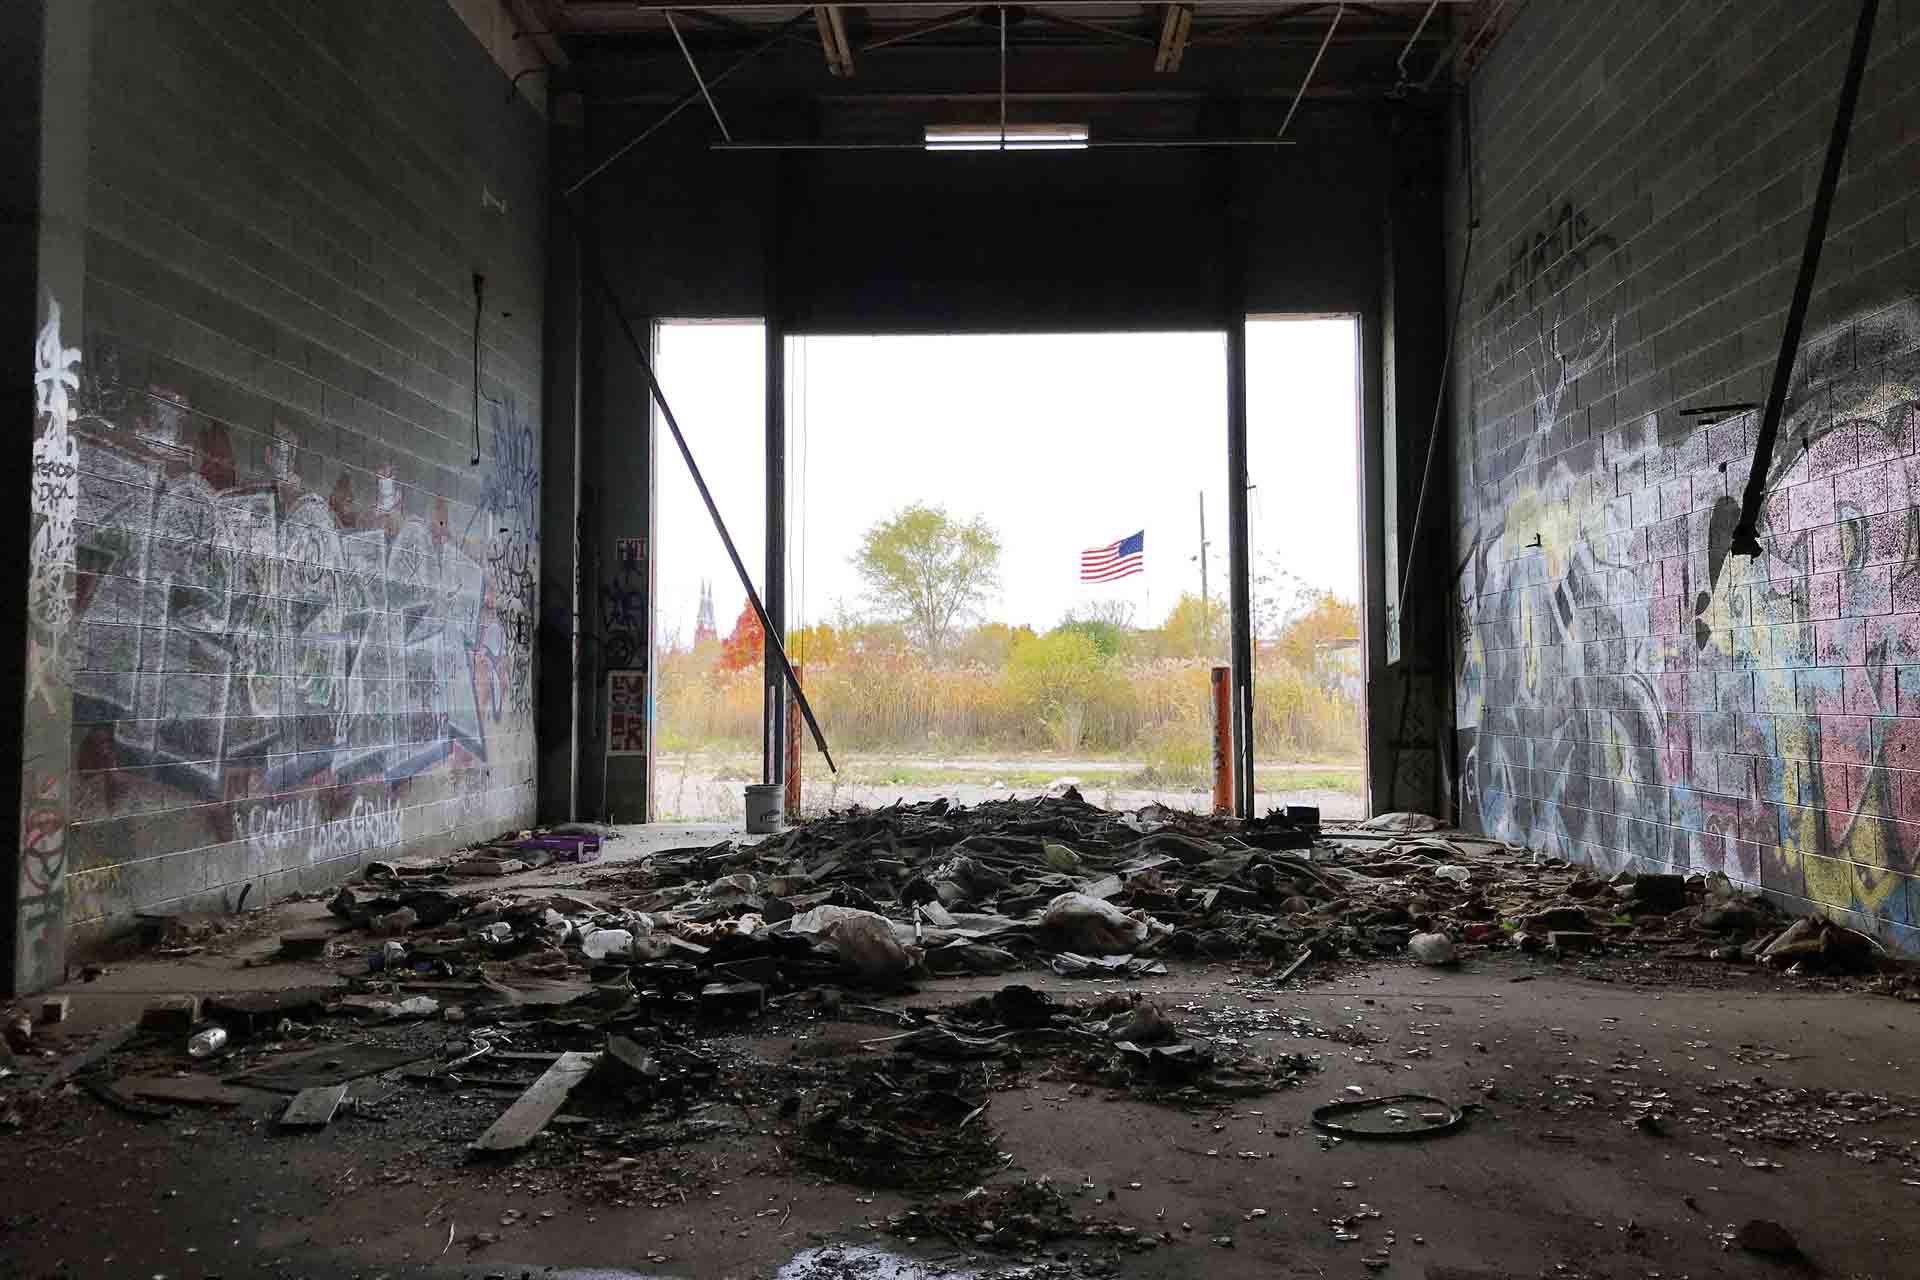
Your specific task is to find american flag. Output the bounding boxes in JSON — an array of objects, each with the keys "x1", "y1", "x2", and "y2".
[{"x1": 1080, "y1": 530, "x2": 1145, "y2": 582}]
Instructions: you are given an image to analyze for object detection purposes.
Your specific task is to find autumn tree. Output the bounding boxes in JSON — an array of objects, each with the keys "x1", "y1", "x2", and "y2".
[
  {"x1": 852, "y1": 503, "x2": 1002, "y2": 659},
  {"x1": 1271, "y1": 590, "x2": 1361, "y2": 671},
  {"x1": 1158, "y1": 591, "x2": 1227, "y2": 659},
  {"x1": 717, "y1": 600, "x2": 764, "y2": 672},
  {"x1": 785, "y1": 622, "x2": 842, "y2": 668},
  {"x1": 954, "y1": 621, "x2": 1035, "y2": 667}
]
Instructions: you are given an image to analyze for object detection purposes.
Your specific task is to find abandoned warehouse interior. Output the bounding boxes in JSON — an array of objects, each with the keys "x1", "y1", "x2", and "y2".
[{"x1": 9, "y1": 1, "x2": 1920, "y2": 1277}]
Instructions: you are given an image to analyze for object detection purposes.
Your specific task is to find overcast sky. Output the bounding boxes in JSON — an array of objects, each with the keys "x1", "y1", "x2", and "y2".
[{"x1": 651, "y1": 319, "x2": 1360, "y2": 646}]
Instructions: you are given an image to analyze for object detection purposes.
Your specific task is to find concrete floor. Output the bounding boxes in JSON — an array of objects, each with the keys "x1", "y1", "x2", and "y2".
[{"x1": 7, "y1": 828, "x2": 1920, "y2": 1279}]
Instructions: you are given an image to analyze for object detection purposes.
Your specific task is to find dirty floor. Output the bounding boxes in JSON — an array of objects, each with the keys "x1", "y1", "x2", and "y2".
[{"x1": 8, "y1": 946, "x2": 1920, "y2": 1279}]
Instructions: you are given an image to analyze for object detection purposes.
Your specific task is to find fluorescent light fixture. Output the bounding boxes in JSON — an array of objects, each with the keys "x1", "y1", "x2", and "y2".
[{"x1": 925, "y1": 123, "x2": 1089, "y2": 151}]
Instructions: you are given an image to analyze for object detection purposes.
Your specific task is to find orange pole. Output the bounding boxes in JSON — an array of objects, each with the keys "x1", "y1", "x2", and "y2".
[
  {"x1": 1210, "y1": 665, "x2": 1233, "y2": 816},
  {"x1": 785, "y1": 665, "x2": 803, "y2": 820}
]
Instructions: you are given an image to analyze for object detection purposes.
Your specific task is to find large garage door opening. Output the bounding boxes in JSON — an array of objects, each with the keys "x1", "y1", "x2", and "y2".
[
  {"x1": 781, "y1": 332, "x2": 1233, "y2": 813},
  {"x1": 649, "y1": 320, "x2": 765, "y2": 821},
  {"x1": 1246, "y1": 315, "x2": 1365, "y2": 819},
  {"x1": 650, "y1": 324, "x2": 1366, "y2": 820}
]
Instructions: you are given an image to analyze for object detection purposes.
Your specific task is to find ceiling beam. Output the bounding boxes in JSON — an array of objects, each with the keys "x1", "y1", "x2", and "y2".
[
  {"x1": 508, "y1": 0, "x2": 571, "y2": 65},
  {"x1": 814, "y1": 4, "x2": 857, "y2": 74},
  {"x1": 557, "y1": 0, "x2": 1468, "y2": 23},
  {"x1": 1154, "y1": 4, "x2": 1193, "y2": 71}
]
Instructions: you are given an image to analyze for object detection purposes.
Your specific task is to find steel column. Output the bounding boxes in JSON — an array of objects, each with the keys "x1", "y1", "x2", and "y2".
[
  {"x1": 1227, "y1": 321, "x2": 1254, "y2": 818},
  {"x1": 764, "y1": 302, "x2": 787, "y2": 785}
]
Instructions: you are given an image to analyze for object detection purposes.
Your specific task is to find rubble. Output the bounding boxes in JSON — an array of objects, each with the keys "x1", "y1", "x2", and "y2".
[
  {"x1": 887, "y1": 1181, "x2": 1152, "y2": 1251},
  {"x1": 10, "y1": 790, "x2": 1919, "y2": 1233}
]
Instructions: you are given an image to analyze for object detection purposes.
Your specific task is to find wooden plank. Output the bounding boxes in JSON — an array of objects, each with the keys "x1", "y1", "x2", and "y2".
[
  {"x1": 228, "y1": 1041, "x2": 435, "y2": 1092},
  {"x1": 918, "y1": 900, "x2": 956, "y2": 928},
  {"x1": 279, "y1": 1084, "x2": 349, "y2": 1128},
  {"x1": 470, "y1": 1052, "x2": 599, "y2": 1153},
  {"x1": 116, "y1": 1075, "x2": 260, "y2": 1108}
]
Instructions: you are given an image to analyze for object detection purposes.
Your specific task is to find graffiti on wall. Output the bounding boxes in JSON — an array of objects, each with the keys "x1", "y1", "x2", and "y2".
[
  {"x1": 63, "y1": 342, "x2": 539, "y2": 877},
  {"x1": 30, "y1": 300, "x2": 81, "y2": 714},
  {"x1": 19, "y1": 298, "x2": 82, "y2": 985},
  {"x1": 470, "y1": 405, "x2": 538, "y2": 721},
  {"x1": 1476, "y1": 201, "x2": 1625, "y2": 446},
  {"x1": 599, "y1": 535, "x2": 647, "y2": 672},
  {"x1": 1457, "y1": 278, "x2": 1920, "y2": 941}
]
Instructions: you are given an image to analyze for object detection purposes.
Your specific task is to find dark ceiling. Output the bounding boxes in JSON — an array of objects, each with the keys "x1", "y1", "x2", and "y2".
[{"x1": 512, "y1": 1, "x2": 1521, "y2": 147}]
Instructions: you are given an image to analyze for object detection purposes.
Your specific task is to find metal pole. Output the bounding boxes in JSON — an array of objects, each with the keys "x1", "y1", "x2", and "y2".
[
  {"x1": 563, "y1": 12, "x2": 806, "y2": 199},
  {"x1": 1277, "y1": 1, "x2": 1342, "y2": 140},
  {"x1": 1211, "y1": 665, "x2": 1233, "y2": 816},
  {"x1": 1731, "y1": 0, "x2": 1878, "y2": 556},
  {"x1": 765, "y1": 168, "x2": 786, "y2": 787},
  {"x1": 665, "y1": 11, "x2": 733, "y2": 142},
  {"x1": 1227, "y1": 323, "x2": 1254, "y2": 818},
  {"x1": 999, "y1": 5, "x2": 1007, "y2": 146},
  {"x1": 567, "y1": 203, "x2": 838, "y2": 772},
  {"x1": 785, "y1": 665, "x2": 803, "y2": 818}
]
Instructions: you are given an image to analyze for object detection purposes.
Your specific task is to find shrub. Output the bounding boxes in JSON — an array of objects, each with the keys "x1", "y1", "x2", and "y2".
[{"x1": 652, "y1": 646, "x2": 1361, "y2": 762}]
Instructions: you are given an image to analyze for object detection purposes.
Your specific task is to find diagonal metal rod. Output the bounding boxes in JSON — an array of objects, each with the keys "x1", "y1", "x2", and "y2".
[
  {"x1": 563, "y1": 12, "x2": 806, "y2": 197},
  {"x1": 560, "y1": 201, "x2": 838, "y2": 772},
  {"x1": 999, "y1": 4, "x2": 1007, "y2": 144},
  {"x1": 859, "y1": 8, "x2": 974, "y2": 52},
  {"x1": 666, "y1": 11, "x2": 732, "y2": 141},
  {"x1": 1394, "y1": 0, "x2": 1440, "y2": 87},
  {"x1": 1030, "y1": 8, "x2": 1157, "y2": 47},
  {"x1": 1278, "y1": 1, "x2": 1341, "y2": 139},
  {"x1": 1731, "y1": 0, "x2": 1878, "y2": 556}
]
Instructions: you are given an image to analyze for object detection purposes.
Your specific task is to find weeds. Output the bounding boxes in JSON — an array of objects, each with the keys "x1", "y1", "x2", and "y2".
[{"x1": 656, "y1": 650, "x2": 1361, "y2": 761}]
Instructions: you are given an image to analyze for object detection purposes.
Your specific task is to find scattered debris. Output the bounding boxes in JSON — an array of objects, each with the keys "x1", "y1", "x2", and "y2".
[
  {"x1": 471, "y1": 1051, "x2": 598, "y2": 1153},
  {"x1": 1312, "y1": 1093, "x2": 1468, "y2": 1139},
  {"x1": 888, "y1": 1181, "x2": 1152, "y2": 1251},
  {"x1": 278, "y1": 1083, "x2": 350, "y2": 1129},
  {"x1": 1408, "y1": 932, "x2": 1457, "y2": 966}
]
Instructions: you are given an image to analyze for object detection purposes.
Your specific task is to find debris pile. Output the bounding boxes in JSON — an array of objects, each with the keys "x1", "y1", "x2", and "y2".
[
  {"x1": 10, "y1": 791, "x2": 1920, "y2": 1226},
  {"x1": 888, "y1": 1180, "x2": 1154, "y2": 1251}
]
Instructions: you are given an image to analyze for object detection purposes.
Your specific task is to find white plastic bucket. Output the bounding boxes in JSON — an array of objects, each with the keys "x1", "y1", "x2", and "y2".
[{"x1": 744, "y1": 783, "x2": 784, "y2": 834}]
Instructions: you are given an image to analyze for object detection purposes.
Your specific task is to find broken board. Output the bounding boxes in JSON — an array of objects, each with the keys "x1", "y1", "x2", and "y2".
[
  {"x1": 278, "y1": 1083, "x2": 349, "y2": 1128},
  {"x1": 228, "y1": 1041, "x2": 435, "y2": 1092},
  {"x1": 470, "y1": 1051, "x2": 598, "y2": 1153},
  {"x1": 114, "y1": 1074, "x2": 264, "y2": 1108}
]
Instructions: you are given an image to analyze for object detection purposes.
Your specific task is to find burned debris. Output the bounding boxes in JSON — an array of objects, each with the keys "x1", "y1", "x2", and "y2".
[{"x1": 6, "y1": 793, "x2": 1919, "y2": 1268}]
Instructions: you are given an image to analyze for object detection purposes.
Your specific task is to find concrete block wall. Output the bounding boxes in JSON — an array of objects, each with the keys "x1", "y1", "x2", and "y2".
[
  {"x1": 1451, "y1": 0, "x2": 1920, "y2": 949},
  {"x1": 45, "y1": 0, "x2": 545, "y2": 947}
]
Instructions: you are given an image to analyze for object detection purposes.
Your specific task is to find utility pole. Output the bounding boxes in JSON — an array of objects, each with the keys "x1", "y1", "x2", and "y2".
[{"x1": 1197, "y1": 491, "x2": 1211, "y2": 652}]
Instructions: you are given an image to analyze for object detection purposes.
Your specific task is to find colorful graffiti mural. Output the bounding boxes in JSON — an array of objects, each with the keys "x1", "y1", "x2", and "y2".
[
  {"x1": 1457, "y1": 253, "x2": 1920, "y2": 947},
  {"x1": 54, "y1": 335, "x2": 538, "y2": 920}
]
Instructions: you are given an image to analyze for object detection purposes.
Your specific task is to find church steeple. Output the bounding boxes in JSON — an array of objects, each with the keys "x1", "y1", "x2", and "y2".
[{"x1": 694, "y1": 579, "x2": 717, "y2": 644}]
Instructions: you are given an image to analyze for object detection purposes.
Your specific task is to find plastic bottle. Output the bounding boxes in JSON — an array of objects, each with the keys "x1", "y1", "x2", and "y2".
[{"x1": 188, "y1": 1026, "x2": 228, "y2": 1058}]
